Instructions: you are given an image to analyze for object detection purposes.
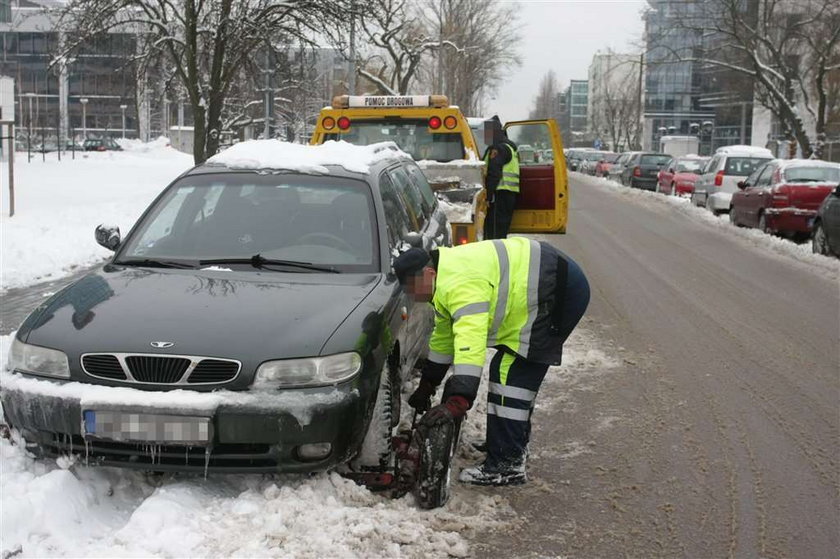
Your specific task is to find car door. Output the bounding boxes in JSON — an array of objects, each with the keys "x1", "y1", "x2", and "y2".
[
  {"x1": 659, "y1": 158, "x2": 676, "y2": 191},
  {"x1": 732, "y1": 166, "x2": 762, "y2": 224},
  {"x1": 384, "y1": 166, "x2": 437, "y2": 369},
  {"x1": 694, "y1": 156, "x2": 719, "y2": 205},
  {"x1": 502, "y1": 119, "x2": 568, "y2": 233},
  {"x1": 745, "y1": 163, "x2": 775, "y2": 226}
]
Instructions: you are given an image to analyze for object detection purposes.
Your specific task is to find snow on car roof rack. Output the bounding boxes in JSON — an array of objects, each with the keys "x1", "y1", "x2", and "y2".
[{"x1": 206, "y1": 139, "x2": 410, "y2": 174}]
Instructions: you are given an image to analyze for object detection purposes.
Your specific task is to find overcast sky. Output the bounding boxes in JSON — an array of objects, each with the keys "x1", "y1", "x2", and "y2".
[{"x1": 484, "y1": 0, "x2": 648, "y2": 121}]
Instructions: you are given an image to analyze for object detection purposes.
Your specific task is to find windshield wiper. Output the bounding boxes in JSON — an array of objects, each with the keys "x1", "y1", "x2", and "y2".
[
  {"x1": 199, "y1": 254, "x2": 340, "y2": 273},
  {"x1": 116, "y1": 258, "x2": 196, "y2": 269}
]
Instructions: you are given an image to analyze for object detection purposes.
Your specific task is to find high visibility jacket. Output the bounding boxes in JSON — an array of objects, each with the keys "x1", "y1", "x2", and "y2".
[
  {"x1": 484, "y1": 143, "x2": 520, "y2": 193},
  {"x1": 427, "y1": 237, "x2": 564, "y2": 402}
]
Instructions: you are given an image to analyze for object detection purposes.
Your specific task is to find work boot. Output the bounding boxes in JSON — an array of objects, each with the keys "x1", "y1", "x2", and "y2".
[{"x1": 458, "y1": 460, "x2": 526, "y2": 486}]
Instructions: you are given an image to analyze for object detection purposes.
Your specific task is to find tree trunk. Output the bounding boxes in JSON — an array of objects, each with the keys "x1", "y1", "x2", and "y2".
[{"x1": 193, "y1": 104, "x2": 207, "y2": 164}]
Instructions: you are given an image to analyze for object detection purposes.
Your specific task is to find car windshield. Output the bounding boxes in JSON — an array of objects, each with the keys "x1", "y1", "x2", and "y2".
[
  {"x1": 118, "y1": 173, "x2": 379, "y2": 273},
  {"x1": 604, "y1": 153, "x2": 620, "y2": 163},
  {"x1": 783, "y1": 166, "x2": 840, "y2": 183},
  {"x1": 676, "y1": 159, "x2": 705, "y2": 173},
  {"x1": 640, "y1": 154, "x2": 672, "y2": 166},
  {"x1": 724, "y1": 157, "x2": 771, "y2": 176},
  {"x1": 325, "y1": 119, "x2": 465, "y2": 162}
]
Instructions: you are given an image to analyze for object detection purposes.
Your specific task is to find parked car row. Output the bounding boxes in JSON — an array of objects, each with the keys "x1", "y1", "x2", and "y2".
[{"x1": 571, "y1": 143, "x2": 840, "y2": 258}]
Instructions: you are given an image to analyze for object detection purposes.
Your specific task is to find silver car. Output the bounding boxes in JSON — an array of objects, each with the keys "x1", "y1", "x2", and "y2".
[{"x1": 691, "y1": 145, "x2": 773, "y2": 214}]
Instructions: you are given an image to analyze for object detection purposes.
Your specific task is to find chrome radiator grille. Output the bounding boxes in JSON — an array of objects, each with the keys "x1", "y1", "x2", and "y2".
[{"x1": 81, "y1": 353, "x2": 241, "y2": 385}]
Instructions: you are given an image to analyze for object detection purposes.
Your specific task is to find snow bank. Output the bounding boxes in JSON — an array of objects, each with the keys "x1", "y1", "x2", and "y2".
[
  {"x1": 1, "y1": 141, "x2": 193, "y2": 290},
  {"x1": 573, "y1": 172, "x2": 840, "y2": 280},
  {"x1": 114, "y1": 136, "x2": 172, "y2": 153},
  {"x1": 208, "y1": 140, "x2": 410, "y2": 175}
]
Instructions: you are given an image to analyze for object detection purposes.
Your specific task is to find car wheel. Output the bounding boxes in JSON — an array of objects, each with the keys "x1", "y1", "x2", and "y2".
[
  {"x1": 414, "y1": 417, "x2": 462, "y2": 509},
  {"x1": 758, "y1": 212, "x2": 770, "y2": 234},
  {"x1": 354, "y1": 356, "x2": 400, "y2": 469},
  {"x1": 812, "y1": 222, "x2": 830, "y2": 255}
]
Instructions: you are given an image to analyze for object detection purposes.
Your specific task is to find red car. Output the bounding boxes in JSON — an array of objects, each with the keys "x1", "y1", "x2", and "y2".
[
  {"x1": 594, "y1": 152, "x2": 620, "y2": 177},
  {"x1": 730, "y1": 159, "x2": 840, "y2": 239},
  {"x1": 656, "y1": 156, "x2": 708, "y2": 196}
]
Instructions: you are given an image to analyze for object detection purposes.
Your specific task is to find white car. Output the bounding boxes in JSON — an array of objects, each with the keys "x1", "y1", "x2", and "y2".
[{"x1": 691, "y1": 145, "x2": 773, "y2": 214}]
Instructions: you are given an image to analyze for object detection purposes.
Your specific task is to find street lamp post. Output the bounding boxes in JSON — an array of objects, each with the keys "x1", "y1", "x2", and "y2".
[
  {"x1": 120, "y1": 104, "x2": 128, "y2": 138},
  {"x1": 80, "y1": 97, "x2": 89, "y2": 141},
  {"x1": 24, "y1": 92, "x2": 35, "y2": 161}
]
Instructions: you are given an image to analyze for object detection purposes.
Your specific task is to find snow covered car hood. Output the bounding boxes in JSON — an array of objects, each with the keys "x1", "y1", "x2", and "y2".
[{"x1": 18, "y1": 266, "x2": 380, "y2": 373}]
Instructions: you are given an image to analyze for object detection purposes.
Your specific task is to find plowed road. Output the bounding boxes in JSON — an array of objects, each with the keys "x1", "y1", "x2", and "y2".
[{"x1": 473, "y1": 174, "x2": 839, "y2": 558}]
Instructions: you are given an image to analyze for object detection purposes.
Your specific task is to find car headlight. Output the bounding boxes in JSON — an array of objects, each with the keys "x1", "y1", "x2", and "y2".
[
  {"x1": 254, "y1": 352, "x2": 362, "y2": 389},
  {"x1": 8, "y1": 337, "x2": 71, "y2": 379}
]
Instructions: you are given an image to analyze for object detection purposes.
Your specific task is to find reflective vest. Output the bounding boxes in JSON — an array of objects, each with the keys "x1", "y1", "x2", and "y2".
[
  {"x1": 428, "y1": 237, "x2": 542, "y2": 400},
  {"x1": 484, "y1": 143, "x2": 520, "y2": 193}
]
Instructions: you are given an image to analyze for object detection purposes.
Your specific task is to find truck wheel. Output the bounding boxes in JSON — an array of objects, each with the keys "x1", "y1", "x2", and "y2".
[
  {"x1": 354, "y1": 358, "x2": 399, "y2": 469},
  {"x1": 414, "y1": 418, "x2": 463, "y2": 509}
]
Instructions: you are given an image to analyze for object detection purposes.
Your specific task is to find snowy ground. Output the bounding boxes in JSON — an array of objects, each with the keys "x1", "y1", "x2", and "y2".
[
  {"x1": 0, "y1": 327, "x2": 616, "y2": 558},
  {"x1": 571, "y1": 172, "x2": 840, "y2": 280},
  {"x1": 1, "y1": 138, "x2": 193, "y2": 291}
]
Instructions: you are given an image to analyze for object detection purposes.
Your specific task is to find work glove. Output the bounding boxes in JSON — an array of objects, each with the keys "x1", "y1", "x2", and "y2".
[
  {"x1": 418, "y1": 395, "x2": 470, "y2": 428},
  {"x1": 408, "y1": 378, "x2": 437, "y2": 413}
]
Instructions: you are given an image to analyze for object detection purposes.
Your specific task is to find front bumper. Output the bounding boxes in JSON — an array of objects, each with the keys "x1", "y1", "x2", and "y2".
[
  {"x1": 1, "y1": 371, "x2": 365, "y2": 473},
  {"x1": 765, "y1": 208, "x2": 817, "y2": 233}
]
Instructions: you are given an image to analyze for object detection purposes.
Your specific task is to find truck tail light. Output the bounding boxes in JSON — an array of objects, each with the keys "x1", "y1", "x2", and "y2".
[
  {"x1": 453, "y1": 224, "x2": 470, "y2": 245},
  {"x1": 633, "y1": 166, "x2": 641, "y2": 177},
  {"x1": 322, "y1": 116, "x2": 336, "y2": 130},
  {"x1": 337, "y1": 116, "x2": 351, "y2": 130},
  {"x1": 443, "y1": 116, "x2": 457, "y2": 129},
  {"x1": 714, "y1": 170, "x2": 725, "y2": 186},
  {"x1": 428, "y1": 116, "x2": 442, "y2": 130}
]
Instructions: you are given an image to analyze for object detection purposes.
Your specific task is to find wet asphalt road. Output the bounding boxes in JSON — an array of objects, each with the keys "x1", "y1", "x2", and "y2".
[{"x1": 473, "y1": 175, "x2": 839, "y2": 558}]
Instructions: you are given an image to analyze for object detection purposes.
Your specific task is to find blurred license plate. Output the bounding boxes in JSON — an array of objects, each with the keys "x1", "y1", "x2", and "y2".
[{"x1": 83, "y1": 410, "x2": 211, "y2": 443}]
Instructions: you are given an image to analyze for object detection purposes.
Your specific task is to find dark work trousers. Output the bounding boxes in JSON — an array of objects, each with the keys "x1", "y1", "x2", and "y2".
[
  {"x1": 484, "y1": 189, "x2": 517, "y2": 239},
  {"x1": 486, "y1": 350, "x2": 549, "y2": 470}
]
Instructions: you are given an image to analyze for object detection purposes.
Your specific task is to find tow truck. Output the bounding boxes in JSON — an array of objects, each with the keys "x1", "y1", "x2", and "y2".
[{"x1": 312, "y1": 95, "x2": 569, "y2": 242}]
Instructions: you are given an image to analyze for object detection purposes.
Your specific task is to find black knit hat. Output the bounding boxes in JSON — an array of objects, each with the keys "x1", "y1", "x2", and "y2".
[{"x1": 393, "y1": 247, "x2": 430, "y2": 283}]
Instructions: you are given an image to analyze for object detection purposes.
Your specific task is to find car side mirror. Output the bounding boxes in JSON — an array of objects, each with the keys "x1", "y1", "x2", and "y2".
[
  {"x1": 834, "y1": 184, "x2": 840, "y2": 197},
  {"x1": 737, "y1": 181, "x2": 747, "y2": 189},
  {"x1": 95, "y1": 224, "x2": 121, "y2": 251}
]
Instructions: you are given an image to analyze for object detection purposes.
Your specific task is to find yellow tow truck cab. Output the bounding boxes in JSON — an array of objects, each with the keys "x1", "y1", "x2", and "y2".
[{"x1": 311, "y1": 95, "x2": 568, "y2": 241}]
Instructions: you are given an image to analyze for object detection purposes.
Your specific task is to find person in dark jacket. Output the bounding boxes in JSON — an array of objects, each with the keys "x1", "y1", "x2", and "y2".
[
  {"x1": 393, "y1": 239, "x2": 590, "y2": 486},
  {"x1": 482, "y1": 116, "x2": 520, "y2": 240}
]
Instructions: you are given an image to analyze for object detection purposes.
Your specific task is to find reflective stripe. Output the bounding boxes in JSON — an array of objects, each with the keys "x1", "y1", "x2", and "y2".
[
  {"x1": 427, "y1": 350, "x2": 453, "y2": 364},
  {"x1": 502, "y1": 172, "x2": 518, "y2": 179},
  {"x1": 452, "y1": 301, "x2": 490, "y2": 322},
  {"x1": 487, "y1": 402, "x2": 531, "y2": 422},
  {"x1": 488, "y1": 240, "x2": 509, "y2": 344},
  {"x1": 489, "y1": 382, "x2": 536, "y2": 402},
  {"x1": 517, "y1": 240, "x2": 542, "y2": 355},
  {"x1": 453, "y1": 364, "x2": 483, "y2": 378}
]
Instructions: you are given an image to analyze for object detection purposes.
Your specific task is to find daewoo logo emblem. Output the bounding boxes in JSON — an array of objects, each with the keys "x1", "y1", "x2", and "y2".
[{"x1": 150, "y1": 341, "x2": 175, "y2": 349}]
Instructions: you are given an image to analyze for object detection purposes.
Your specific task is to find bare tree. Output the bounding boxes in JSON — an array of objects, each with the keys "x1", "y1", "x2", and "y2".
[
  {"x1": 419, "y1": 0, "x2": 522, "y2": 115},
  {"x1": 654, "y1": 0, "x2": 840, "y2": 158},
  {"x1": 588, "y1": 54, "x2": 643, "y2": 151},
  {"x1": 58, "y1": 0, "x2": 344, "y2": 164},
  {"x1": 355, "y1": 0, "x2": 440, "y2": 95}
]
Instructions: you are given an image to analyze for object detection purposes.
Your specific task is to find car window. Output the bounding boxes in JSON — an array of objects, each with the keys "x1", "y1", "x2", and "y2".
[
  {"x1": 783, "y1": 165, "x2": 840, "y2": 183},
  {"x1": 389, "y1": 166, "x2": 426, "y2": 230},
  {"x1": 120, "y1": 174, "x2": 379, "y2": 272},
  {"x1": 640, "y1": 154, "x2": 671, "y2": 166},
  {"x1": 676, "y1": 159, "x2": 704, "y2": 173},
  {"x1": 752, "y1": 164, "x2": 773, "y2": 187},
  {"x1": 405, "y1": 164, "x2": 436, "y2": 213},
  {"x1": 379, "y1": 172, "x2": 414, "y2": 245},
  {"x1": 325, "y1": 119, "x2": 465, "y2": 162},
  {"x1": 724, "y1": 157, "x2": 771, "y2": 176},
  {"x1": 743, "y1": 165, "x2": 766, "y2": 187}
]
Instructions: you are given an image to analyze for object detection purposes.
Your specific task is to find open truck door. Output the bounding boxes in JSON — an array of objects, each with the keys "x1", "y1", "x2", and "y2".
[
  {"x1": 505, "y1": 119, "x2": 568, "y2": 234},
  {"x1": 470, "y1": 119, "x2": 568, "y2": 240}
]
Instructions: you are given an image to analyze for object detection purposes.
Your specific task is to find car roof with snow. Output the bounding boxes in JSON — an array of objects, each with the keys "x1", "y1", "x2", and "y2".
[
  {"x1": 197, "y1": 139, "x2": 412, "y2": 177},
  {"x1": 774, "y1": 158, "x2": 840, "y2": 170},
  {"x1": 713, "y1": 144, "x2": 773, "y2": 157}
]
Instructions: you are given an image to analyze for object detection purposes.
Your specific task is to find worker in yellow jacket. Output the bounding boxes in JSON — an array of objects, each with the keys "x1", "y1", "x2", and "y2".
[{"x1": 393, "y1": 237, "x2": 590, "y2": 486}]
